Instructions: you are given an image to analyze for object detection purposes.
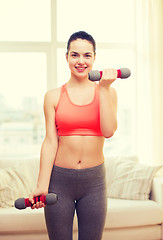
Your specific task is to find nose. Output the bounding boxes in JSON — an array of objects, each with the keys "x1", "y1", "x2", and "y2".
[{"x1": 78, "y1": 56, "x2": 85, "y2": 64}]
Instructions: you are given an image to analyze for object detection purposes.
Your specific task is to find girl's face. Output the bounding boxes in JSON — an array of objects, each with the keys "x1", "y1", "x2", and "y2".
[{"x1": 66, "y1": 39, "x2": 96, "y2": 80}]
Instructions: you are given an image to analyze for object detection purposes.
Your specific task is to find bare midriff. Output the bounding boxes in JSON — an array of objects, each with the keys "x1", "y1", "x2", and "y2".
[{"x1": 54, "y1": 135, "x2": 105, "y2": 169}]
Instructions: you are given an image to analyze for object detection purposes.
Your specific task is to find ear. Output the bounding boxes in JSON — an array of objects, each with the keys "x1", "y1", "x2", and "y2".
[
  {"x1": 94, "y1": 53, "x2": 96, "y2": 61},
  {"x1": 65, "y1": 52, "x2": 68, "y2": 62}
]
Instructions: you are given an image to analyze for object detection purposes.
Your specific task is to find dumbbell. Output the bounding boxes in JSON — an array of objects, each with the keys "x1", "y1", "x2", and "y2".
[
  {"x1": 14, "y1": 193, "x2": 58, "y2": 210},
  {"x1": 88, "y1": 68, "x2": 131, "y2": 81}
]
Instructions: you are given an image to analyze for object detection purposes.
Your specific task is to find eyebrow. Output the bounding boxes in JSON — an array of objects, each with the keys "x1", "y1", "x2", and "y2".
[{"x1": 70, "y1": 51, "x2": 93, "y2": 55}]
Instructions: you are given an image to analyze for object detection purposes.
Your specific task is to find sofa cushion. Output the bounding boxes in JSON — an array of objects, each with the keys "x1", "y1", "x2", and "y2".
[
  {"x1": 0, "y1": 198, "x2": 162, "y2": 234},
  {"x1": 107, "y1": 157, "x2": 162, "y2": 200},
  {"x1": 0, "y1": 207, "x2": 46, "y2": 234},
  {"x1": 106, "y1": 198, "x2": 163, "y2": 228}
]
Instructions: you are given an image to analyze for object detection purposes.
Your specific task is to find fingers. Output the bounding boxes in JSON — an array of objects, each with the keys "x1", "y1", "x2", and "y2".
[
  {"x1": 29, "y1": 191, "x2": 46, "y2": 210},
  {"x1": 31, "y1": 201, "x2": 46, "y2": 210},
  {"x1": 102, "y1": 68, "x2": 117, "y2": 81},
  {"x1": 29, "y1": 193, "x2": 35, "y2": 205}
]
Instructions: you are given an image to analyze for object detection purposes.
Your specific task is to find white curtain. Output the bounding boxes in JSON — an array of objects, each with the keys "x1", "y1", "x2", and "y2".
[{"x1": 136, "y1": 0, "x2": 163, "y2": 168}]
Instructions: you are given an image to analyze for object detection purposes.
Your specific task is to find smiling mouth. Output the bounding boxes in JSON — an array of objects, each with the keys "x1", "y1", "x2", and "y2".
[{"x1": 75, "y1": 67, "x2": 87, "y2": 71}]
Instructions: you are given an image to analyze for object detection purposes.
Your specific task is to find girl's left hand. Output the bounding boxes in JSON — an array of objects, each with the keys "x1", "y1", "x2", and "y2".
[{"x1": 99, "y1": 68, "x2": 117, "y2": 87}]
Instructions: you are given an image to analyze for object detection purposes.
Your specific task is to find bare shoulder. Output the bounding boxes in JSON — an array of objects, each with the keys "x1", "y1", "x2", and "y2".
[{"x1": 44, "y1": 86, "x2": 62, "y2": 109}]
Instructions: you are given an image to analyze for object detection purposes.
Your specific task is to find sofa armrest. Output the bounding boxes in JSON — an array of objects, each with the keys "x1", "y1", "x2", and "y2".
[{"x1": 151, "y1": 177, "x2": 163, "y2": 207}]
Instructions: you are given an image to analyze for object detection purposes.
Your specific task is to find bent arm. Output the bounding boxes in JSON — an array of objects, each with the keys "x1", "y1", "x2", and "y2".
[{"x1": 99, "y1": 69, "x2": 118, "y2": 138}]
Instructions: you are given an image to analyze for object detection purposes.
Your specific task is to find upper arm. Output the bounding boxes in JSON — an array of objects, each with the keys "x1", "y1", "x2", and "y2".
[
  {"x1": 110, "y1": 87, "x2": 118, "y2": 115},
  {"x1": 43, "y1": 90, "x2": 58, "y2": 143}
]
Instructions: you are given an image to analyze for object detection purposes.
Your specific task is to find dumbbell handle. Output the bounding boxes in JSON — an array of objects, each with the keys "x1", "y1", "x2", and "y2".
[
  {"x1": 93, "y1": 70, "x2": 121, "y2": 79},
  {"x1": 25, "y1": 195, "x2": 46, "y2": 207}
]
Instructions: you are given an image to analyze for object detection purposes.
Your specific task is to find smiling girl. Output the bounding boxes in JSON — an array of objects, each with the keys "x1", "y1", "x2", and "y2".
[{"x1": 29, "y1": 31, "x2": 118, "y2": 240}]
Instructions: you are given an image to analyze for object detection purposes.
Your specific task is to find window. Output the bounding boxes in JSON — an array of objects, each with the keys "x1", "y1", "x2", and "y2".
[
  {"x1": 0, "y1": 0, "x2": 51, "y2": 41},
  {"x1": 0, "y1": 1, "x2": 53, "y2": 159},
  {"x1": 57, "y1": 0, "x2": 135, "y2": 43},
  {"x1": 0, "y1": 53, "x2": 47, "y2": 158},
  {"x1": 0, "y1": 0, "x2": 137, "y2": 159}
]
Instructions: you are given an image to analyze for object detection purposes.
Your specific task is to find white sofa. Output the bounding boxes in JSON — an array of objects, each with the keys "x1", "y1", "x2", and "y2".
[{"x1": 0, "y1": 156, "x2": 163, "y2": 240}]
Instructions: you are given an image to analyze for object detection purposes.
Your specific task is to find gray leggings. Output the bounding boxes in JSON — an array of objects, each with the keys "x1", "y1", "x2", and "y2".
[{"x1": 44, "y1": 163, "x2": 107, "y2": 240}]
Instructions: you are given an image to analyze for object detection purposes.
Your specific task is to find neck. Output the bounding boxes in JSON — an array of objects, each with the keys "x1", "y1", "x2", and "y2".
[{"x1": 68, "y1": 74, "x2": 93, "y2": 87}]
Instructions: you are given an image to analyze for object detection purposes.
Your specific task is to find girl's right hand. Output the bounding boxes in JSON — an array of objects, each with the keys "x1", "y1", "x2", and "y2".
[{"x1": 29, "y1": 188, "x2": 48, "y2": 210}]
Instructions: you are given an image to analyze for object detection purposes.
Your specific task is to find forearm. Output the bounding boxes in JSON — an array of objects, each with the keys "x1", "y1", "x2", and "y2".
[
  {"x1": 37, "y1": 137, "x2": 58, "y2": 191},
  {"x1": 99, "y1": 84, "x2": 117, "y2": 138}
]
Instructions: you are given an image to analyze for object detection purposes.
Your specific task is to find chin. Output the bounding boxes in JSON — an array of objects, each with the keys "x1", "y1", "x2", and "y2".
[{"x1": 72, "y1": 72, "x2": 88, "y2": 80}]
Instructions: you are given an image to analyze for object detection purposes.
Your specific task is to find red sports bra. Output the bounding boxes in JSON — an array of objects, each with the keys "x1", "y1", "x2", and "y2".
[{"x1": 55, "y1": 83, "x2": 103, "y2": 136}]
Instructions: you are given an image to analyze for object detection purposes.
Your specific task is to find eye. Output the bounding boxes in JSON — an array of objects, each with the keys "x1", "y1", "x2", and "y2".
[
  {"x1": 71, "y1": 53, "x2": 78, "y2": 57},
  {"x1": 85, "y1": 54, "x2": 92, "y2": 58}
]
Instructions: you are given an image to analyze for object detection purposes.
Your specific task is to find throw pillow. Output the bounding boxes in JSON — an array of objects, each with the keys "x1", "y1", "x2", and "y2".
[
  {"x1": 105, "y1": 155, "x2": 139, "y2": 188},
  {"x1": 0, "y1": 160, "x2": 38, "y2": 207},
  {"x1": 108, "y1": 159, "x2": 162, "y2": 200}
]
